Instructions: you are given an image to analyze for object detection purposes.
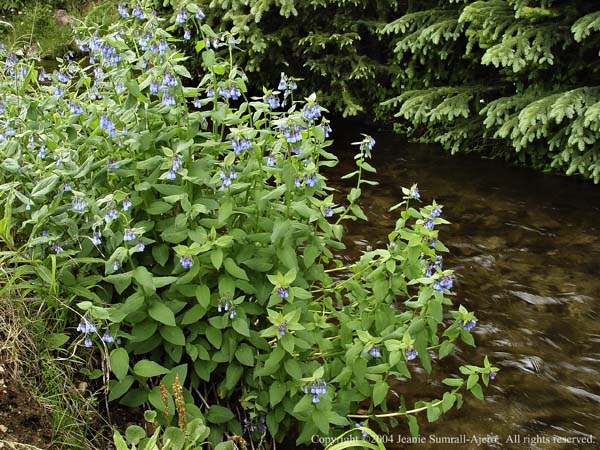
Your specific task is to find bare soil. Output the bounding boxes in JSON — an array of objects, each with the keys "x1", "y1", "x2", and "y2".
[{"x1": 0, "y1": 359, "x2": 52, "y2": 449}]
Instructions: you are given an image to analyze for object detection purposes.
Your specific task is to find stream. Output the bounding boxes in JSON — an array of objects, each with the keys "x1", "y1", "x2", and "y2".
[{"x1": 329, "y1": 126, "x2": 600, "y2": 450}]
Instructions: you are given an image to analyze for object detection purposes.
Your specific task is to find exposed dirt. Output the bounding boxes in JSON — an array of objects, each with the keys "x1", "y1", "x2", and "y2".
[{"x1": 0, "y1": 360, "x2": 52, "y2": 449}]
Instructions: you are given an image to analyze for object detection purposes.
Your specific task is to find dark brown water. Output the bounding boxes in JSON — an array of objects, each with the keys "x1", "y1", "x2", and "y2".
[{"x1": 329, "y1": 127, "x2": 600, "y2": 449}]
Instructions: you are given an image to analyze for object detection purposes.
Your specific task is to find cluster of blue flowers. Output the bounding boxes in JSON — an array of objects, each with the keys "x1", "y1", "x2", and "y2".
[
  {"x1": 92, "y1": 231, "x2": 102, "y2": 246},
  {"x1": 216, "y1": 298, "x2": 236, "y2": 319},
  {"x1": 166, "y1": 154, "x2": 183, "y2": 180},
  {"x1": 304, "y1": 380, "x2": 327, "y2": 403},
  {"x1": 304, "y1": 173, "x2": 318, "y2": 187},
  {"x1": 37, "y1": 68, "x2": 52, "y2": 82},
  {"x1": 320, "y1": 119, "x2": 333, "y2": 138},
  {"x1": 425, "y1": 255, "x2": 443, "y2": 277},
  {"x1": 77, "y1": 316, "x2": 96, "y2": 347},
  {"x1": 180, "y1": 255, "x2": 193, "y2": 269},
  {"x1": 67, "y1": 101, "x2": 83, "y2": 115},
  {"x1": 124, "y1": 229, "x2": 136, "y2": 242},
  {"x1": 458, "y1": 319, "x2": 476, "y2": 331},
  {"x1": 265, "y1": 94, "x2": 280, "y2": 109},
  {"x1": 242, "y1": 416, "x2": 267, "y2": 434},
  {"x1": 277, "y1": 321, "x2": 288, "y2": 336},
  {"x1": 231, "y1": 137, "x2": 252, "y2": 154},
  {"x1": 88, "y1": 35, "x2": 122, "y2": 67},
  {"x1": 104, "y1": 208, "x2": 118, "y2": 224},
  {"x1": 302, "y1": 103, "x2": 321, "y2": 121},
  {"x1": 100, "y1": 115, "x2": 117, "y2": 137},
  {"x1": 369, "y1": 345, "x2": 381, "y2": 358},
  {"x1": 76, "y1": 316, "x2": 115, "y2": 347},
  {"x1": 72, "y1": 197, "x2": 87, "y2": 212},
  {"x1": 217, "y1": 85, "x2": 242, "y2": 100},
  {"x1": 175, "y1": 9, "x2": 188, "y2": 24},
  {"x1": 277, "y1": 72, "x2": 298, "y2": 92},
  {"x1": 217, "y1": 298, "x2": 230, "y2": 313},
  {"x1": 406, "y1": 348, "x2": 418, "y2": 361},
  {"x1": 280, "y1": 123, "x2": 302, "y2": 143},
  {"x1": 276, "y1": 287, "x2": 289, "y2": 299},
  {"x1": 433, "y1": 276, "x2": 453, "y2": 293},
  {"x1": 4, "y1": 53, "x2": 27, "y2": 80},
  {"x1": 359, "y1": 135, "x2": 376, "y2": 158},
  {"x1": 219, "y1": 170, "x2": 237, "y2": 190}
]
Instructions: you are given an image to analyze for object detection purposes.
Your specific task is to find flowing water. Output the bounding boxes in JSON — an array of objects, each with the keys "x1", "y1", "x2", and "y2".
[{"x1": 328, "y1": 126, "x2": 600, "y2": 449}]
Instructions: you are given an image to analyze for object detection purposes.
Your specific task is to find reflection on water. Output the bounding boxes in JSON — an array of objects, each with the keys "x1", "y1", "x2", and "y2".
[{"x1": 328, "y1": 126, "x2": 600, "y2": 449}]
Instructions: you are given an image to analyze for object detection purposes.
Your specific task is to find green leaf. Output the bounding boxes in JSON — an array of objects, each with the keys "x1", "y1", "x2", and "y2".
[
  {"x1": 163, "y1": 427, "x2": 185, "y2": 450},
  {"x1": 207, "y1": 405, "x2": 234, "y2": 424},
  {"x1": 159, "y1": 326, "x2": 186, "y2": 346},
  {"x1": 303, "y1": 246, "x2": 320, "y2": 268},
  {"x1": 224, "y1": 257, "x2": 249, "y2": 280},
  {"x1": 45, "y1": 333, "x2": 69, "y2": 349},
  {"x1": 442, "y1": 377, "x2": 464, "y2": 387},
  {"x1": 196, "y1": 285, "x2": 211, "y2": 308},
  {"x1": 232, "y1": 316, "x2": 250, "y2": 337},
  {"x1": 125, "y1": 425, "x2": 146, "y2": 445},
  {"x1": 152, "y1": 244, "x2": 170, "y2": 267},
  {"x1": 109, "y1": 376, "x2": 135, "y2": 401},
  {"x1": 105, "y1": 272, "x2": 133, "y2": 294},
  {"x1": 146, "y1": 201, "x2": 173, "y2": 215},
  {"x1": 148, "y1": 302, "x2": 176, "y2": 326},
  {"x1": 224, "y1": 363, "x2": 244, "y2": 391},
  {"x1": 31, "y1": 174, "x2": 59, "y2": 200},
  {"x1": 277, "y1": 247, "x2": 298, "y2": 271},
  {"x1": 210, "y1": 248, "x2": 223, "y2": 270},
  {"x1": 470, "y1": 383, "x2": 484, "y2": 400},
  {"x1": 269, "y1": 381, "x2": 287, "y2": 407},
  {"x1": 427, "y1": 404, "x2": 440, "y2": 422},
  {"x1": 373, "y1": 381, "x2": 388, "y2": 406},
  {"x1": 439, "y1": 341, "x2": 454, "y2": 359},
  {"x1": 110, "y1": 348, "x2": 129, "y2": 381},
  {"x1": 133, "y1": 360, "x2": 169, "y2": 378},
  {"x1": 205, "y1": 326, "x2": 222, "y2": 349},
  {"x1": 441, "y1": 392, "x2": 456, "y2": 412},
  {"x1": 181, "y1": 304, "x2": 206, "y2": 325},
  {"x1": 133, "y1": 266, "x2": 155, "y2": 295},
  {"x1": 408, "y1": 415, "x2": 419, "y2": 437},
  {"x1": 284, "y1": 359, "x2": 303, "y2": 379},
  {"x1": 234, "y1": 344, "x2": 255, "y2": 366},
  {"x1": 112, "y1": 431, "x2": 129, "y2": 450},
  {"x1": 467, "y1": 373, "x2": 479, "y2": 390}
]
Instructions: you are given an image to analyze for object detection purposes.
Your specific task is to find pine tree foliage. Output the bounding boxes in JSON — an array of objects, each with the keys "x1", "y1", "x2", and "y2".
[{"x1": 384, "y1": 0, "x2": 600, "y2": 182}]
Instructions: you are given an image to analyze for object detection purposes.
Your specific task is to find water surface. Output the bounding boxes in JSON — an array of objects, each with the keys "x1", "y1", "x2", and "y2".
[{"x1": 328, "y1": 127, "x2": 600, "y2": 449}]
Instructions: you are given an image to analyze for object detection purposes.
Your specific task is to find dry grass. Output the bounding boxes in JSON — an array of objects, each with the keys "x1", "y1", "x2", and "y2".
[{"x1": 0, "y1": 296, "x2": 38, "y2": 381}]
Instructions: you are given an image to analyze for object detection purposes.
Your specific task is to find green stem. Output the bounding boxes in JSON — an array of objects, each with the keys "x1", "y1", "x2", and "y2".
[{"x1": 347, "y1": 387, "x2": 462, "y2": 419}]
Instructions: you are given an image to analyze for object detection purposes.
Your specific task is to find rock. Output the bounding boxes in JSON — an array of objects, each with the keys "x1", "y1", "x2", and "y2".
[{"x1": 53, "y1": 9, "x2": 74, "y2": 26}]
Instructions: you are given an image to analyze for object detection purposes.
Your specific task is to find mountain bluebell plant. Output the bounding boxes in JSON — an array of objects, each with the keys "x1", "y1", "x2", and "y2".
[{"x1": 0, "y1": 1, "x2": 496, "y2": 448}]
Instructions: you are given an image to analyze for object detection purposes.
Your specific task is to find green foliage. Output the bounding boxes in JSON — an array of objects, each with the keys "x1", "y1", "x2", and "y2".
[
  {"x1": 113, "y1": 418, "x2": 210, "y2": 450},
  {"x1": 383, "y1": 0, "x2": 600, "y2": 182},
  {"x1": 150, "y1": 0, "x2": 401, "y2": 119},
  {"x1": 0, "y1": 1, "x2": 496, "y2": 447}
]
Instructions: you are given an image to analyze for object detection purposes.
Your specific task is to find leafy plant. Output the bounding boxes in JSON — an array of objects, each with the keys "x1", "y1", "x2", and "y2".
[
  {"x1": 144, "y1": 0, "x2": 401, "y2": 120},
  {"x1": 0, "y1": 1, "x2": 496, "y2": 447}
]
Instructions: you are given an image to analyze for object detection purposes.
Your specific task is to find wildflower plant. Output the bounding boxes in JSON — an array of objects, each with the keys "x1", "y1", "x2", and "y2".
[{"x1": 0, "y1": 1, "x2": 496, "y2": 447}]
